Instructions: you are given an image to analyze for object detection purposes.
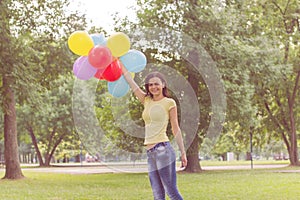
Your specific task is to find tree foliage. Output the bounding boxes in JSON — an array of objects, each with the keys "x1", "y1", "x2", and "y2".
[
  {"x1": 0, "y1": 0, "x2": 87, "y2": 178},
  {"x1": 125, "y1": 0, "x2": 300, "y2": 168},
  {"x1": 17, "y1": 74, "x2": 75, "y2": 166}
]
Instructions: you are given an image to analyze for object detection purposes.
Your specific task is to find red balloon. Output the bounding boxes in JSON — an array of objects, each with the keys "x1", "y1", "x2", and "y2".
[
  {"x1": 102, "y1": 59, "x2": 122, "y2": 82},
  {"x1": 88, "y1": 45, "x2": 112, "y2": 69},
  {"x1": 94, "y1": 68, "x2": 106, "y2": 80}
]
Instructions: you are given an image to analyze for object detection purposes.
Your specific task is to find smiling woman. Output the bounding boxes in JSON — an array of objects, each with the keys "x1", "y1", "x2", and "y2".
[
  {"x1": 121, "y1": 65, "x2": 187, "y2": 199},
  {"x1": 69, "y1": 0, "x2": 137, "y2": 32}
]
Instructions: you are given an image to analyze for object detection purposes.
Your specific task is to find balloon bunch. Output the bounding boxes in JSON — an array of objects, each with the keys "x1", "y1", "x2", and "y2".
[{"x1": 68, "y1": 31, "x2": 147, "y2": 97}]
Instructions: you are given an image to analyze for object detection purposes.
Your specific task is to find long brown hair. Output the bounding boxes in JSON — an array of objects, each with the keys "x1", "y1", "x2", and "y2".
[{"x1": 144, "y1": 71, "x2": 170, "y2": 98}]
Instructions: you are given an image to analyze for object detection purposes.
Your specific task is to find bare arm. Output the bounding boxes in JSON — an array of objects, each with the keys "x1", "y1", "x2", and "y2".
[
  {"x1": 122, "y1": 65, "x2": 146, "y2": 103},
  {"x1": 169, "y1": 106, "x2": 188, "y2": 167}
]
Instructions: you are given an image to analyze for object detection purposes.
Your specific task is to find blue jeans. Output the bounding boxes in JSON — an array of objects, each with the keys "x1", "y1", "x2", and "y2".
[{"x1": 147, "y1": 142, "x2": 183, "y2": 200}]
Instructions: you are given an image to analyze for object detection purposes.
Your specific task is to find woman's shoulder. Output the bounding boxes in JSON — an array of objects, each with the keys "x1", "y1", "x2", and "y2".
[
  {"x1": 164, "y1": 97, "x2": 176, "y2": 102},
  {"x1": 163, "y1": 97, "x2": 176, "y2": 108}
]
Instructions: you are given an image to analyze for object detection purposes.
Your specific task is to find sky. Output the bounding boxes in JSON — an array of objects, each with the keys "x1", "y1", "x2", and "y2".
[{"x1": 70, "y1": 0, "x2": 137, "y2": 32}]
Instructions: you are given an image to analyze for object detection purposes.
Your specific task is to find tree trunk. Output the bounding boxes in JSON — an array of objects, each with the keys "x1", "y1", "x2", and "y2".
[
  {"x1": 184, "y1": 64, "x2": 202, "y2": 172},
  {"x1": 280, "y1": 8, "x2": 300, "y2": 164},
  {"x1": 45, "y1": 134, "x2": 65, "y2": 166},
  {"x1": 185, "y1": 134, "x2": 202, "y2": 172},
  {"x1": 288, "y1": 108, "x2": 299, "y2": 166},
  {"x1": 44, "y1": 153, "x2": 51, "y2": 166},
  {"x1": 27, "y1": 126, "x2": 45, "y2": 166},
  {"x1": 2, "y1": 75, "x2": 24, "y2": 179},
  {"x1": 287, "y1": 71, "x2": 300, "y2": 166}
]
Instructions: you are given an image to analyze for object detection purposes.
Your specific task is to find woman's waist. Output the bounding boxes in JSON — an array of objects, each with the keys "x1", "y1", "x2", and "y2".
[
  {"x1": 146, "y1": 141, "x2": 170, "y2": 152},
  {"x1": 144, "y1": 133, "x2": 169, "y2": 147}
]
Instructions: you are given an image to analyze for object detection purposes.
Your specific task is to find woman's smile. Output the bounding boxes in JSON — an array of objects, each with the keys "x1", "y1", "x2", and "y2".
[{"x1": 148, "y1": 77, "x2": 163, "y2": 97}]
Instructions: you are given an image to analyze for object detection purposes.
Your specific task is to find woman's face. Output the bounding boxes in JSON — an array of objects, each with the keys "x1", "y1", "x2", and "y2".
[{"x1": 148, "y1": 77, "x2": 164, "y2": 96}]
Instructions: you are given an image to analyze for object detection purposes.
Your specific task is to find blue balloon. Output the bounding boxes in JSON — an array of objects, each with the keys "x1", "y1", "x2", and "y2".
[
  {"x1": 91, "y1": 33, "x2": 106, "y2": 46},
  {"x1": 119, "y1": 49, "x2": 147, "y2": 73},
  {"x1": 107, "y1": 76, "x2": 130, "y2": 98}
]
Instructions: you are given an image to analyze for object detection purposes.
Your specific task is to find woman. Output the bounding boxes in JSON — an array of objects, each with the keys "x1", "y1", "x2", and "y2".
[{"x1": 122, "y1": 66, "x2": 187, "y2": 200}]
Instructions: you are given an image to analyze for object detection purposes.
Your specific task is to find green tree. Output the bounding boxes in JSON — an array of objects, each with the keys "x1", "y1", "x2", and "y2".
[
  {"x1": 18, "y1": 74, "x2": 75, "y2": 166},
  {"x1": 230, "y1": 0, "x2": 299, "y2": 165},
  {"x1": 0, "y1": 0, "x2": 86, "y2": 178},
  {"x1": 213, "y1": 0, "x2": 299, "y2": 165},
  {"x1": 132, "y1": 0, "x2": 228, "y2": 172},
  {"x1": 258, "y1": 0, "x2": 300, "y2": 166},
  {"x1": 0, "y1": 0, "x2": 24, "y2": 179},
  {"x1": 131, "y1": 0, "x2": 300, "y2": 169}
]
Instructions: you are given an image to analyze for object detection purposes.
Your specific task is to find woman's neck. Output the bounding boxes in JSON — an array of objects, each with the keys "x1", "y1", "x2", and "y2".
[{"x1": 152, "y1": 94, "x2": 164, "y2": 101}]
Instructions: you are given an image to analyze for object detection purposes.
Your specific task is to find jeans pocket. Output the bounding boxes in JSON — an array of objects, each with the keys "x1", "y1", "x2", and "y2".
[
  {"x1": 157, "y1": 145, "x2": 170, "y2": 159},
  {"x1": 156, "y1": 147, "x2": 173, "y2": 170},
  {"x1": 156, "y1": 145, "x2": 166, "y2": 151}
]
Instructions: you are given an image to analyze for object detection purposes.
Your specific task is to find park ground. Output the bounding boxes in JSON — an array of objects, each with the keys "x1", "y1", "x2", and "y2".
[
  {"x1": 0, "y1": 160, "x2": 300, "y2": 200},
  {"x1": 3, "y1": 160, "x2": 292, "y2": 174}
]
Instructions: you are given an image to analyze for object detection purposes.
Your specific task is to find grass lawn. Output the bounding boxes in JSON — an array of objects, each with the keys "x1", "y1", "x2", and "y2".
[
  {"x1": 0, "y1": 166, "x2": 300, "y2": 200},
  {"x1": 200, "y1": 160, "x2": 290, "y2": 166}
]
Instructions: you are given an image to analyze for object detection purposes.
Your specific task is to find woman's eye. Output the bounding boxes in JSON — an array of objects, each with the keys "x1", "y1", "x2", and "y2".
[{"x1": 149, "y1": 83, "x2": 160, "y2": 86}]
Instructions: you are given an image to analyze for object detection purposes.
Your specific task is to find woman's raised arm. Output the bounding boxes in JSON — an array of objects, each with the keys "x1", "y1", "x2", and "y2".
[{"x1": 122, "y1": 65, "x2": 146, "y2": 103}]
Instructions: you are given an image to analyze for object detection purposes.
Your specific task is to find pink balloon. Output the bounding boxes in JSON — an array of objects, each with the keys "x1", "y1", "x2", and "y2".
[
  {"x1": 73, "y1": 56, "x2": 97, "y2": 80},
  {"x1": 88, "y1": 45, "x2": 113, "y2": 69}
]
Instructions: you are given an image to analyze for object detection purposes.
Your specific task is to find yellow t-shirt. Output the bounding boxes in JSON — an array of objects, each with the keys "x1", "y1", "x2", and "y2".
[{"x1": 142, "y1": 96, "x2": 176, "y2": 145}]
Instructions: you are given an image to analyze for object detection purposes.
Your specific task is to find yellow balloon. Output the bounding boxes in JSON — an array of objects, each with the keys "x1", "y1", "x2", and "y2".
[
  {"x1": 68, "y1": 31, "x2": 94, "y2": 56},
  {"x1": 106, "y1": 32, "x2": 130, "y2": 57}
]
